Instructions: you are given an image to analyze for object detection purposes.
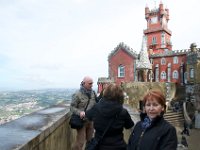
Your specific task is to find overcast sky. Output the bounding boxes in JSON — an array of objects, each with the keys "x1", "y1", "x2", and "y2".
[{"x1": 0, "y1": 0, "x2": 199, "y2": 91}]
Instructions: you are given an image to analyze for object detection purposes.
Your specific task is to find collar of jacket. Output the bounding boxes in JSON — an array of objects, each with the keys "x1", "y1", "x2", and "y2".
[
  {"x1": 140, "y1": 113, "x2": 164, "y2": 128},
  {"x1": 80, "y1": 86, "x2": 92, "y2": 99}
]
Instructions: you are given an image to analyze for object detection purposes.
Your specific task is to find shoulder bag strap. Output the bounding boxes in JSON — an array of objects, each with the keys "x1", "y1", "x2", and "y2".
[
  {"x1": 84, "y1": 98, "x2": 90, "y2": 111},
  {"x1": 98, "y1": 108, "x2": 122, "y2": 141},
  {"x1": 84, "y1": 90, "x2": 96, "y2": 111},
  {"x1": 84, "y1": 91, "x2": 94, "y2": 111}
]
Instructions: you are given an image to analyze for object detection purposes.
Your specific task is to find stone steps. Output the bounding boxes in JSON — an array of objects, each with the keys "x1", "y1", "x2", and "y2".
[{"x1": 164, "y1": 109, "x2": 184, "y2": 127}]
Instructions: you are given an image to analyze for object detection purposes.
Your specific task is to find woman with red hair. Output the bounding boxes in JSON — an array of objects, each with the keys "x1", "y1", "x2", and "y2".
[{"x1": 127, "y1": 90, "x2": 177, "y2": 150}]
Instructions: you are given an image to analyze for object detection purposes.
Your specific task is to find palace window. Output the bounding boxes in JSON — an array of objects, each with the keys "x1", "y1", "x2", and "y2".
[
  {"x1": 161, "y1": 71, "x2": 166, "y2": 79},
  {"x1": 151, "y1": 17, "x2": 158, "y2": 24},
  {"x1": 152, "y1": 37, "x2": 157, "y2": 45},
  {"x1": 161, "y1": 32, "x2": 165, "y2": 48},
  {"x1": 118, "y1": 65, "x2": 125, "y2": 78},
  {"x1": 172, "y1": 70, "x2": 179, "y2": 79},
  {"x1": 190, "y1": 68, "x2": 194, "y2": 78},
  {"x1": 173, "y1": 56, "x2": 178, "y2": 64},
  {"x1": 150, "y1": 58, "x2": 153, "y2": 64},
  {"x1": 164, "y1": 48, "x2": 168, "y2": 52},
  {"x1": 161, "y1": 58, "x2": 166, "y2": 65}
]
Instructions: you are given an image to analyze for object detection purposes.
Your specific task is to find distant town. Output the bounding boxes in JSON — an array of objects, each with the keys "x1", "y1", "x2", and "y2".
[{"x1": 0, "y1": 88, "x2": 76, "y2": 125}]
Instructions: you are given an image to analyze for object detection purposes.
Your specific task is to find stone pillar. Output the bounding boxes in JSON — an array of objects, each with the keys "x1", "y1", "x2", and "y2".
[
  {"x1": 165, "y1": 82, "x2": 170, "y2": 101},
  {"x1": 135, "y1": 70, "x2": 138, "y2": 81},
  {"x1": 143, "y1": 69, "x2": 148, "y2": 82},
  {"x1": 155, "y1": 64, "x2": 159, "y2": 82},
  {"x1": 149, "y1": 69, "x2": 153, "y2": 82},
  {"x1": 167, "y1": 63, "x2": 171, "y2": 82}
]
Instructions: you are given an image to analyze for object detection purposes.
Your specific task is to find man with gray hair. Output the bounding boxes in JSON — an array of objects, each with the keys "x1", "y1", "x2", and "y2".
[{"x1": 70, "y1": 76, "x2": 96, "y2": 150}]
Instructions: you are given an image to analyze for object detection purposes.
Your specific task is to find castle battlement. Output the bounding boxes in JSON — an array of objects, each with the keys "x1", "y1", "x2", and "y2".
[
  {"x1": 108, "y1": 42, "x2": 138, "y2": 59},
  {"x1": 150, "y1": 48, "x2": 197, "y2": 58}
]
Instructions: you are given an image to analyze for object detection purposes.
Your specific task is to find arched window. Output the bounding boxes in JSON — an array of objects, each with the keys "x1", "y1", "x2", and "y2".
[
  {"x1": 118, "y1": 65, "x2": 125, "y2": 77},
  {"x1": 161, "y1": 58, "x2": 166, "y2": 65},
  {"x1": 161, "y1": 71, "x2": 166, "y2": 79},
  {"x1": 172, "y1": 70, "x2": 179, "y2": 79},
  {"x1": 150, "y1": 58, "x2": 153, "y2": 64},
  {"x1": 173, "y1": 56, "x2": 178, "y2": 64},
  {"x1": 152, "y1": 37, "x2": 157, "y2": 45},
  {"x1": 190, "y1": 68, "x2": 194, "y2": 78},
  {"x1": 161, "y1": 32, "x2": 165, "y2": 48}
]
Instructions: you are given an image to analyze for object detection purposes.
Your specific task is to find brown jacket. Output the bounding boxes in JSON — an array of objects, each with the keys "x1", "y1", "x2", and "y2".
[{"x1": 70, "y1": 90, "x2": 96, "y2": 115}]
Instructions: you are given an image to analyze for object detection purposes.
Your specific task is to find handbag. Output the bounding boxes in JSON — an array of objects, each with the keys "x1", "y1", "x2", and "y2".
[
  {"x1": 69, "y1": 98, "x2": 90, "y2": 129},
  {"x1": 69, "y1": 113, "x2": 85, "y2": 129},
  {"x1": 85, "y1": 108, "x2": 122, "y2": 150}
]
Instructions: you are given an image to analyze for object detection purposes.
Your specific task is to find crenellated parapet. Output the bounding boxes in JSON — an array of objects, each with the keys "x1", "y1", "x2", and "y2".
[
  {"x1": 97, "y1": 77, "x2": 113, "y2": 83},
  {"x1": 145, "y1": 1, "x2": 169, "y2": 21},
  {"x1": 108, "y1": 42, "x2": 138, "y2": 60},
  {"x1": 150, "y1": 48, "x2": 192, "y2": 58}
]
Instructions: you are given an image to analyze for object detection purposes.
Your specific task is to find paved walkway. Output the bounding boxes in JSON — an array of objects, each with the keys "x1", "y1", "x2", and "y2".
[
  {"x1": 188, "y1": 128, "x2": 200, "y2": 150},
  {"x1": 176, "y1": 127, "x2": 200, "y2": 150}
]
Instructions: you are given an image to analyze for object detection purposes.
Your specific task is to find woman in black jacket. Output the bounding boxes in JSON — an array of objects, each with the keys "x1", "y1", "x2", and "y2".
[
  {"x1": 86, "y1": 83, "x2": 134, "y2": 150},
  {"x1": 127, "y1": 90, "x2": 177, "y2": 150}
]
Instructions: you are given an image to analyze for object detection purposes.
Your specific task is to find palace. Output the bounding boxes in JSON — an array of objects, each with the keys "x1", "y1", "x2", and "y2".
[{"x1": 97, "y1": 2, "x2": 200, "y2": 97}]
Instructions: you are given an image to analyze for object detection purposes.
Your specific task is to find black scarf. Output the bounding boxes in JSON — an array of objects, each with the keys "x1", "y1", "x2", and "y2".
[{"x1": 80, "y1": 85, "x2": 92, "y2": 99}]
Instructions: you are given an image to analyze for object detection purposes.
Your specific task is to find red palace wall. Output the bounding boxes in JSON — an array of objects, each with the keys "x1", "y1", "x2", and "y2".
[
  {"x1": 152, "y1": 54, "x2": 186, "y2": 84},
  {"x1": 109, "y1": 49, "x2": 135, "y2": 85}
]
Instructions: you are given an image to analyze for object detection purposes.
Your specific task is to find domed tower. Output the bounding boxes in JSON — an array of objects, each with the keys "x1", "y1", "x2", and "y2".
[{"x1": 144, "y1": 1, "x2": 172, "y2": 54}]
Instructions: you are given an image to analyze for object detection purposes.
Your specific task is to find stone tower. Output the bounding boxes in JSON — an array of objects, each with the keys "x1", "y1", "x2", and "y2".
[{"x1": 144, "y1": 1, "x2": 172, "y2": 54}]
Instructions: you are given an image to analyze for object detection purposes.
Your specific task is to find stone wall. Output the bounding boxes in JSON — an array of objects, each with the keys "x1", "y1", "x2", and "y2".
[
  {"x1": 122, "y1": 82, "x2": 184, "y2": 110},
  {"x1": 0, "y1": 103, "x2": 135, "y2": 150},
  {"x1": 123, "y1": 82, "x2": 167, "y2": 108},
  {"x1": 16, "y1": 105, "x2": 77, "y2": 150},
  {"x1": 0, "y1": 104, "x2": 76, "y2": 150}
]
